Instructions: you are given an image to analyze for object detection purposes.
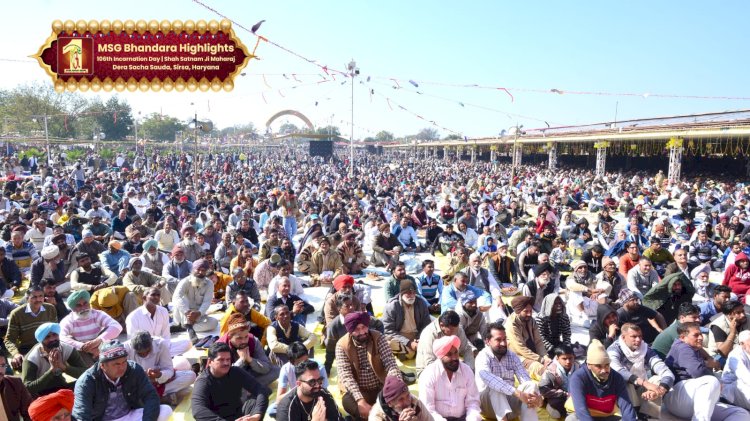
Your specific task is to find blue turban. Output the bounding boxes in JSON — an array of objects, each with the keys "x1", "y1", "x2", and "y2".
[
  {"x1": 35, "y1": 322, "x2": 60, "y2": 343},
  {"x1": 142, "y1": 239, "x2": 158, "y2": 252}
]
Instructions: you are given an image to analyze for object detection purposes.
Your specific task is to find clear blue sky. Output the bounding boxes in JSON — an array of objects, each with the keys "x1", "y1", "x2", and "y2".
[{"x1": 2, "y1": 0, "x2": 750, "y2": 138}]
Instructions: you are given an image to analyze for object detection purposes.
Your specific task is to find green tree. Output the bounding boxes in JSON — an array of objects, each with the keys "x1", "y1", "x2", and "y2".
[
  {"x1": 278, "y1": 123, "x2": 299, "y2": 134},
  {"x1": 315, "y1": 125, "x2": 340, "y2": 138},
  {"x1": 140, "y1": 113, "x2": 186, "y2": 142},
  {"x1": 444, "y1": 134, "x2": 462, "y2": 140},
  {"x1": 0, "y1": 82, "x2": 88, "y2": 139},
  {"x1": 375, "y1": 131, "x2": 394, "y2": 142},
  {"x1": 415, "y1": 127, "x2": 439, "y2": 141}
]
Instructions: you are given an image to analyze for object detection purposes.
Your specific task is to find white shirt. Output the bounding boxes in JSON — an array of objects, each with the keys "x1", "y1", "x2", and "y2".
[
  {"x1": 124, "y1": 337, "x2": 174, "y2": 384},
  {"x1": 125, "y1": 305, "x2": 171, "y2": 343},
  {"x1": 418, "y1": 360, "x2": 482, "y2": 421}
]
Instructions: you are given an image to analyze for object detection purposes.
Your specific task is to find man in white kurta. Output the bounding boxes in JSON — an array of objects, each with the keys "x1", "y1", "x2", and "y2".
[
  {"x1": 125, "y1": 287, "x2": 191, "y2": 357},
  {"x1": 124, "y1": 332, "x2": 195, "y2": 400}
]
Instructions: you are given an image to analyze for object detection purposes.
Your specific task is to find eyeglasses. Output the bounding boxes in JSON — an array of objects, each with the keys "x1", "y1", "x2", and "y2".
[{"x1": 299, "y1": 378, "x2": 324, "y2": 386}]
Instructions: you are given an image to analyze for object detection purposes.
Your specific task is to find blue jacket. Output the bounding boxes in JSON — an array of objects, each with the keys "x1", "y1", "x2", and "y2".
[
  {"x1": 73, "y1": 360, "x2": 161, "y2": 421},
  {"x1": 665, "y1": 339, "x2": 712, "y2": 384},
  {"x1": 0, "y1": 257, "x2": 21, "y2": 291},
  {"x1": 569, "y1": 364, "x2": 636, "y2": 421},
  {"x1": 440, "y1": 283, "x2": 491, "y2": 313}
]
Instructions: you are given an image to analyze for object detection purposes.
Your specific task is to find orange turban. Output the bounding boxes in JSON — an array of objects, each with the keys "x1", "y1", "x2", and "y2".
[{"x1": 29, "y1": 389, "x2": 74, "y2": 421}]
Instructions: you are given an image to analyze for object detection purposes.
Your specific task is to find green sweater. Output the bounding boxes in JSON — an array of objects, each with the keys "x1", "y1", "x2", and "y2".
[
  {"x1": 4, "y1": 304, "x2": 57, "y2": 357},
  {"x1": 22, "y1": 342, "x2": 87, "y2": 396}
]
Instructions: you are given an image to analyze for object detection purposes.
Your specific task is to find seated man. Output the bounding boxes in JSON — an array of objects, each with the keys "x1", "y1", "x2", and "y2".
[
  {"x1": 664, "y1": 322, "x2": 749, "y2": 420},
  {"x1": 0, "y1": 247, "x2": 22, "y2": 298},
  {"x1": 40, "y1": 278, "x2": 69, "y2": 322},
  {"x1": 90, "y1": 285, "x2": 139, "y2": 328},
  {"x1": 607, "y1": 323, "x2": 675, "y2": 419},
  {"x1": 369, "y1": 375, "x2": 431, "y2": 419},
  {"x1": 272, "y1": 342, "x2": 329, "y2": 417},
  {"x1": 161, "y1": 245, "x2": 192, "y2": 293},
  {"x1": 415, "y1": 310, "x2": 475, "y2": 375},
  {"x1": 126, "y1": 287, "x2": 192, "y2": 357},
  {"x1": 337, "y1": 231, "x2": 367, "y2": 275},
  {"x1": 309, "y1": 237, "x2": 343, "y2": 286},
  {"x1": 415, "y1": 259, "x2": 443, "y2": 313},
  {"x1": 22, "y1": 322, "x2": 87, "y2": 397},
  {"x1": 418, "y1": 335, "x2": 482, "y2": 421},
  {"x1": 324, "y1": 293, "x2": 384, "y2": 375},
  {"x1": 72, "y1": 339, "x2": 172, "y2": 421},
  {"x1": 536, "y1": 294, "x2": 572, "y2": 358},
  {"x1": 521, "y1": 262, "x2": 559, "y2": 313},
  {"x1": 384, "y1": 261, "x2": 420, "y2": 303},
  {"x1": 99, "y1": 240, "x2": 131, "y2": 278},
  {"x1": 616, "y1": 289, "x2": 663, "y2": 345},
  {"x1": 0, "y1": 353, "x2": 32, "y2": 419},
  {"x1": 224, "y1": 267, "x2": 261, "y2": 310},
  {"x1": 275, "y1": 359, "x2": 343, "y2": 421},
  {"x1": 721, "y1": 330, "x2": 750, "y2": 411},
  {"x1": 219, "y1": 290, "x2": 271, "y2": 341},
  {"x1": 323, "y1": 274, "x2": 362, "y2": 326},
  {"x1": 5, "y1": 286, "x2": 58, "y2": 371},
  {"x1": 191, "y1": 342, "x2": 270, "y2": 421},
  {"x1": 652, "y1": 303, "x2": 701, "y2": 358},
  {"x1": 642, "y1": 272, "x2": 695, "y2": 326},
  {"x1": 69, "y1": 253, "x2": 118, "y2": 292},
  {"x1": 60, "y1": 290, "x2": 122, "y2": 367},
  {"x1": 699, "y1": 285, "x2": 732, "y2": 327},
  {"x1": 505, "y1": 296, "x2": 550, "y2": 378},
  {"x1": 440, "y1": 272, "x2": 492, "y2": 315},
  {"x1": 708, "y1": 300, "x2": 750, "y2": 365},
  {"x1": 217, "y1": 313, "x2": 279, "y2": 387},
  {"x1": 265, "y1": 277, "x2": 314, "y2": 325},
  {"x1": 28, "y1": 389, "x2": 73, "y2": 421},
  {"x1": 29, "y1": 246, "x2": 65, "y2": 291},
  {"x1": 125, "y1": 331, "x2": 196, "y2": 406},
  {"x1": 383, "y1": 282, "x2": 431, "y2": 361},
  {"x1": 123, "y1": 258, "x2": 171, "y2": 305},
  {"x1": 5, "y1": 228, "x2": 38, "y2": 278},
  {"x1": 567, "y1": 339, "x2": 637, "y2": 421},
  {"x1": 456, "y1": 290, "x2": 486, "y2": 350},
  {"x1": 266, "y1": 305, "x2": 317, "y2": 366},
  {"x1": 336, "y1": 311, "x2": 402, "y2": 421},
  {"x1": 172, "y1": 259, "x2": 218, "y2": 343},
  {"x1": 370, "y1": 223, "x2": 402, "y2": 270},
  {"x1": 393, "y1": 216, "x2": 422, "y2": 252},
  {"x1": 476, "y1": 320, "x2": 542, "y2": 421}
]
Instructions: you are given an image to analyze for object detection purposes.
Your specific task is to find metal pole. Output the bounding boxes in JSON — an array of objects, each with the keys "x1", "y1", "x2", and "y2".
[
  {"x1": 134, "y1": 114, "x2": 138, "y2": 157},
  {"x1": 194, "y1": 112, "x2": 198, "y2": 185},
  {"x1": 350, "y1": 69, "x2": 354, "y2": 177},
  {"x1": 44, "y1": 114, "x2": 50, "y2": 166}
]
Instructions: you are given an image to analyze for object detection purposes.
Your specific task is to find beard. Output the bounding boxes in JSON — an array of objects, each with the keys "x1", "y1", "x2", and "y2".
[
  {"x1": 73, "y1": 310, "x2": 91, "y2": 321},
  {"x1": 491, "y1": 345, "x2": 507, "y2": 359},
  {"x1": 190, "y1": 276, "x2": 206, "y2": 289},
  {"x1": 183, "y1": 239, "x2": 196, "y2": 247},
  {"x1": 443, "y1": 359, "x2": 460, "y2": 372},
  {"x1": 402, "y1": 296, "x2": 416, "y2": 305},
  {"x1": 464, "y1": 306, "x2": 477, "y2": 316},
  {"x1": 45, "y1": 340, "x2": 60, "y2": 350},
  {"x1": 234, "y1": 342, "x2": 249, "y2": 350},
  {"x1": 352, "y1": 332, "x2": 370, "y2": 345}
]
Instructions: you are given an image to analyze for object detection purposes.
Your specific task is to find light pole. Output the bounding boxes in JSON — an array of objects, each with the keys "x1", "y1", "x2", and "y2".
[
  {"x1": 347, "y1": 59, "x2": 359, "y2": 177},
  {"x1": 510, "y1": 124, "x2": 523, "y2": 181}
]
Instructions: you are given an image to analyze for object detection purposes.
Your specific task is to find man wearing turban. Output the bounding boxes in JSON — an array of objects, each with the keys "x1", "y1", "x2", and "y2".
[
  {"x1": 90, "y1": 285, "x2": 139, "y2": 327},
  {"x1": 369, "y1": 375, "x2": 432, "y2": 420},
  {"x1": 59, "y1": 289, "x2": 122, "y2": 367},
  {"x1": 338, "y1": 231, "x2": 367, "y2": 275},
  {"x1": 29, "y1": 388, "x2": 73, "y2": 421},
  {"x1": 21, "y1": 322, "x2": 87, "y2": 397},
  {"x1": 418, "y1": 335, "x2": 482, "y2": 421},
  {"x1": 216, "y1": 312, "x2": 279, "y2": 387},
  {"x1": 336, "y1": 312, "x2": 402, "y2": 420},
  {"x1": 323, "y1": 275, "x2": 362, "y2": 326},
  {"x1": 505, "y1": 295, "x2": 550, "y2": 378},
  {"x1": 171, "y1": 258, "x2": 218, "y2": 344},
  {"x1": 99, "y1": 240, "x2": 131, "y2": 277}
]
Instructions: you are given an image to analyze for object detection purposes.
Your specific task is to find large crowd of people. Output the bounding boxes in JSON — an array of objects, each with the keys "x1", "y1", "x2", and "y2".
[{"x1": 1, "y1": 146, "x2": 750, "y2": 421}]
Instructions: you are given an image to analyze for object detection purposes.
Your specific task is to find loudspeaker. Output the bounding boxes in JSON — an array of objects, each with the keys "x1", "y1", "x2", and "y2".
[
  {"x1": 365, "y1": 145, "x2": 376, "y2": 154},
  {"x1": 377, "y1": 146, "x2": 384, "y2": 155},
  {"x1": 309, "y1": 140, "x2": 333, "y2": 157}
]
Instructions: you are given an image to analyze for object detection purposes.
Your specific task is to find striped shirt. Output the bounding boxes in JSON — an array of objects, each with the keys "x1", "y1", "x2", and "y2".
[
  {"x1": 60, "y1": 309, "x2": 122, "y2": 350},
  {"x1": 474, "y1": 346, "x2": 530, "y2": 396}
]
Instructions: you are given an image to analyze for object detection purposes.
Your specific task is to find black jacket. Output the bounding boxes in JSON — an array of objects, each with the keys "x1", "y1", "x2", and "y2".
[
  {"x1": 275, "y1": 388, "x2": 344, "y2": 421},
  {"x1": 191, "y1": 366, "x2": 270, "y2": 421}
]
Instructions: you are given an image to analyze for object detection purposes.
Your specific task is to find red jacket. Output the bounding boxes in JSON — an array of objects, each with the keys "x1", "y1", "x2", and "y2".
[{"x1": 723, "y1": 252, "x2": 750, "y2": 296}]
